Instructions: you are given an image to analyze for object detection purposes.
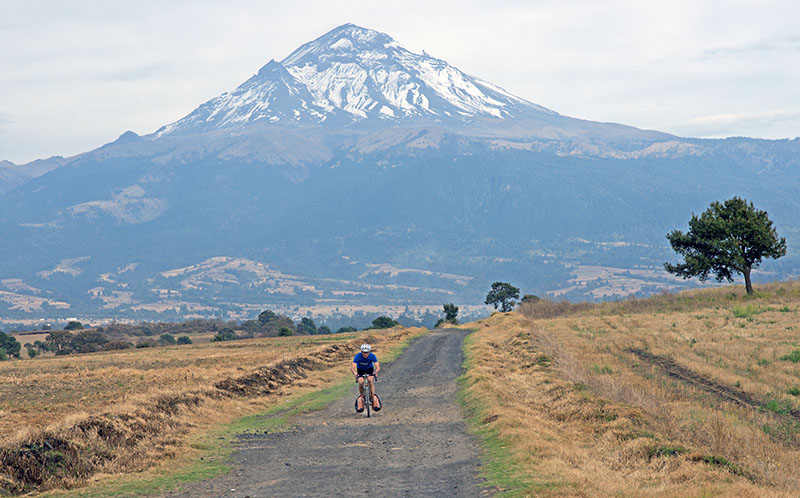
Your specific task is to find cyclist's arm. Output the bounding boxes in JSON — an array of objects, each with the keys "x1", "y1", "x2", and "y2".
[
  {"x1": 351, "y1": 361, "x2": 358, "y2": 378},
  {"x1": 373, "y1": 361, "x2": 380, "y2": 375}
]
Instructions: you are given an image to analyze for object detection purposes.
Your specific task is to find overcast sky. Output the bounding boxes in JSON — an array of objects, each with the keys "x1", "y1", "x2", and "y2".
[{"x1": 1, "y1": 0, "x2": 798, "y2": 164}]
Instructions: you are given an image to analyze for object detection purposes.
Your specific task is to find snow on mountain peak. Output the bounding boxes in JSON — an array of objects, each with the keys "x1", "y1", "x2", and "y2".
[{"x1": 156, "y1": 24, "x2": 555, "y2": 137}]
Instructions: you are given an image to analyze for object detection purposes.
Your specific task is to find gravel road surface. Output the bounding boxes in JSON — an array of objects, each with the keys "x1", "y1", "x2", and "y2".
[{"x1": 165, "y1": 328, "x2": 487, "y2": 497}]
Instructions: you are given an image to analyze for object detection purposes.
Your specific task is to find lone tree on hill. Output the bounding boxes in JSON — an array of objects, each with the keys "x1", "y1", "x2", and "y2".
[
  {"x1": 665, "y1": 197, "x2": 786, "y2": 295},
  {"x1": 485, "y1": 282, "x2": 520, "y2": 312}
]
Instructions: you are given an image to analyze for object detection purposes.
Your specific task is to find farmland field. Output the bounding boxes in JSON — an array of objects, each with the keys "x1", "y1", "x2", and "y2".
[
  {"x1": 460, "y1": 282, "x2": 800, "y2": 496},
  {"x1": 0, "y1": 327, "x2": 424, "y2": 494}
]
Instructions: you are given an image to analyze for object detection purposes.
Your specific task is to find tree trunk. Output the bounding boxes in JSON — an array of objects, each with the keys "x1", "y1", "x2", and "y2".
[{"x1": 743, "y1": 267, "x2": 753, "y2": 295}]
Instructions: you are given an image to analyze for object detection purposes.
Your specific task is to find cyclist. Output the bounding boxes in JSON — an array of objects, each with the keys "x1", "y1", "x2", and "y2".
[{"x1": 352, "y1": 343, "x2": 381, "y2": 412}]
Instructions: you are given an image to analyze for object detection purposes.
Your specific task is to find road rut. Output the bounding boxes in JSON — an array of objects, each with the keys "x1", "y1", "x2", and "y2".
[{"x1": 165, "y1": 328, "x2": 487, "y2": 497}]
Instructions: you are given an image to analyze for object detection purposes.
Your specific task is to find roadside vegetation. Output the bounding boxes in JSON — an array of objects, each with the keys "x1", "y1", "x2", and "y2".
[
  {"x1": 0, "y1": 324, "x2": 423, "y2": 495},
  {"x1": 460, "y1": 280, "x2": 800, "y2": 496}
]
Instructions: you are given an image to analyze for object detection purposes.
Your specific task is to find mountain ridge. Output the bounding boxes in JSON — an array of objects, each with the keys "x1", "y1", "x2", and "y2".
[{"x1": 0, "y1": 23, "x2": 798, "y2": 324}]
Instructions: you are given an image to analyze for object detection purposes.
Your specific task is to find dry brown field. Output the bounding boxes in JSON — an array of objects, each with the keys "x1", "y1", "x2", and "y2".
[
  {"x1": 0, "y1": 327, "x2": 424, "y2": 495},
  {"x1": 461, "y1": 281, "x2": 800, "y2": 497}
]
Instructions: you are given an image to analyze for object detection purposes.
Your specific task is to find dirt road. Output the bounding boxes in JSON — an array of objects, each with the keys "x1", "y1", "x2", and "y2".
[{"x1": 166, "y1": 328, "x2": 487, "y2": 497}]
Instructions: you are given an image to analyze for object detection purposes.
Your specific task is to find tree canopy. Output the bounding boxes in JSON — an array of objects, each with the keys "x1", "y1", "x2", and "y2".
[
  {"x1": 485, "y1": 282, "x2": 520, "y2": 312},
  {"x1": 442, "y1": 303, "x2": 459, "y2": 324},
  {"x1": 0, "y1": 332, "x2": 21, "y2": 359},
  {"x1": 371, "y1": 316, "x2": 399, "y2": 329},
  {"x1": 665, "y1": 197, "x2": 786, "y2": 294},
  {"x1": 297, "y1": 317, "x2": 317, "y2": 335}
]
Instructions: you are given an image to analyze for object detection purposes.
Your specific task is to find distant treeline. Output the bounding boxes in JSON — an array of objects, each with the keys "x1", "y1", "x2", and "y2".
[{"x1": 2, "y1": 311, "x2": 400, "y2": 359}]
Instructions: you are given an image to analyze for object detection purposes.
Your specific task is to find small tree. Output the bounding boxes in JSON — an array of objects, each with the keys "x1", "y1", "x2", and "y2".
[
  {"x1": 317, "y1": 325, "x2": 332, "y2": 334},
  {"x1": 336, "y1": 326, "x2": 357, "y2": 333},
  {"x1": 442, "y1": 303, "x2": 459, "y2": 324},
  {"x1": 0, "y1": 332, "x2": 21, "y2": 359},
  {"x1": 371, "y1": 316, "x2": 399, "y2": 329},
  {"x1": 521, "y1": 294, "x2": 540, "y2": 303},
  {"x1": 485, "y1": 282, "x2": 520, "y2": 312},
  {"x1": 33, "y1": 340, "x2": 51, "y2": 353},
  {"x1": 64, "y1": 321, "x2": 84, "y2": 331},
  {"x1": 46, "y1": 330, "x2": 74, "y2": 355},
  {"x1": 297, "y1": 317, "x2": 317, "y2": 335},
  {"x1": 257, "y1": 310, "x2": 279, "y2": 325},
  {"x1": 211, "y1": 328, "x2": 236, "y2": 342},
  {"x1": 136, "y1": 338, "x2": 159, "y2": 348},
  {"x1": 278, "y1": 326, "x2": 294, "y2": 337},
  {"x1": 176, "y1": 335, "x2": 193, "y2": 345},
  {"x1": 665, "y1": 197, "x2": 787, "y2": 295},
  {"x1": 104, "y1": 340, "x2": 133, "y2": 350},
  {"x1": 69, "y1": 330, "x2": 109, "y2": 354},
  {"x1": 160, "y1": 333, "x2": 176, "y2": 345}
]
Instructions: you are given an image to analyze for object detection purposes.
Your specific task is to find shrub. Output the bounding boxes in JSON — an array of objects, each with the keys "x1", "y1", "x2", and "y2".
[
  {"x1": 297, "y1": 317, "x2": 317, "y2": 335},
  {"x1": 176, "y1": 335, "x2": 193, "y2": 345},
  {"x1": 69, "y1": 330, "x2": 109, "y2": 354},
  {"x1": 763, "y1": 398, "x2": 792, "y2": 415},
  {"x1": 732, "y1": 304, "x2": 763, "y2": 319},
  {"x1": 64, "y1": 321, "x2": 84, "y2": 330},
  {"x1": 160, "y1": 333, "x2": 176, "y2": 345},
  {"x1": 521, "y1": 294, "x2": 540, "y2": 303},
  {"x1": 247, "y1": 312, "x2": 295, "y2": 337},
  {"x1": 336, "y1": 326, "x2": 357, "y2": 333},
  {"x1": 780, "y1": 349, "x2": 800, "y2": 363},
  {"x1": 211, "y1": 328, "x2": 236, "y2": 342},
  {"x1": 136, "y1": 338, "x2": 159, "y2": 348},
  {"x1": 787, "y1": 386, "x2": 800, "y2": 396},
  {"x1": 591, "y1": 365, "x2": 614, "y2": 375},
  {"x1": 278, "y1": 327, "x2": 294, "y2": 337},
  {"x1": 104, "y1": 340, "x2": 133, "y2": 350},
  {"x1": 370, "y1": 316, "x2": 399, "y2": 329}
]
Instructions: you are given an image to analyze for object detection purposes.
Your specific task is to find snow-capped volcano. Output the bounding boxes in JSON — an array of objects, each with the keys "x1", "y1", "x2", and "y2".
[{"x1": 156, "y1": 24, "x2": 555, "y2": 136}]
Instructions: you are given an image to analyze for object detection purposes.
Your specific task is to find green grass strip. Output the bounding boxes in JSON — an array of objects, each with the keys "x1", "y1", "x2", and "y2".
[{"x1": 457, "y1": 329, "x2": 563, "y2": 497}]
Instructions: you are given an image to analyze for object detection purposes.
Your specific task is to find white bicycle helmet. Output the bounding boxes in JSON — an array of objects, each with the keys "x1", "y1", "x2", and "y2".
[{"x1": 360, "y1": 343, "x2": 372, "y2": 352}]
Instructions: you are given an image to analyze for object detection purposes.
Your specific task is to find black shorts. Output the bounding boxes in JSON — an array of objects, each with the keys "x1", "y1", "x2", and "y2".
[{"x1": 357, "y1": 367, "x2": 374, "y2": 376}]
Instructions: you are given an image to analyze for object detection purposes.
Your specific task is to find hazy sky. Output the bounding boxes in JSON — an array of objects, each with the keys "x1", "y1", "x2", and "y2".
[{"x1": 1, "y1": 0, "x2": 798, "y2": 164}]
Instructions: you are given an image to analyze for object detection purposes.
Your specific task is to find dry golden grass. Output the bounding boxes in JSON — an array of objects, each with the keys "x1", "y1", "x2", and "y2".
[
  {"x1": 463, "y1": 281, "x2": 800, "y2": 497},
  {"x1": 0, "y1": 327, "x2": 424, "y2": 494}
]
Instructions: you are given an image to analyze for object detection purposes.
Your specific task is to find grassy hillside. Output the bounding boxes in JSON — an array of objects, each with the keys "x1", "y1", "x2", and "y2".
[
  {"x1": 0, "y1": 327, "x2": 424, "y2": 495},
  {"x1": 461, "y1": 281, "x2": 800, "y2": 496}
]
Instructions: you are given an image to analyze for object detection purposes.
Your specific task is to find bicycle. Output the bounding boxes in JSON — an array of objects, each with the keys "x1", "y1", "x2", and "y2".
[{"x1": 356, "y1": 373, "x2": 378, "y2": 417}]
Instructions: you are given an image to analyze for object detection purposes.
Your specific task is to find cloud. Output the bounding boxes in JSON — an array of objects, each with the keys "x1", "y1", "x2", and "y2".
[
  {"x1": 674, "y1": 109, "x2": 800, "y2": 138},
  {"x1": 698, "y1": 37, "x2": 800, "y2": 60}
]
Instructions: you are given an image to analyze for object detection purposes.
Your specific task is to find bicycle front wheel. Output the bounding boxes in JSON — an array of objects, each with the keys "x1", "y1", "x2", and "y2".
[{"x1": 365, "y1": 382, "x2": 371, "y2": 418}]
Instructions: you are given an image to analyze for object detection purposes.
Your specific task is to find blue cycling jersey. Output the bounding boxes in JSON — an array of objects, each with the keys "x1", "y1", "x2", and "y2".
[{"x1": 353, "y1": 352, "x2": 378, "y2": 370}]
